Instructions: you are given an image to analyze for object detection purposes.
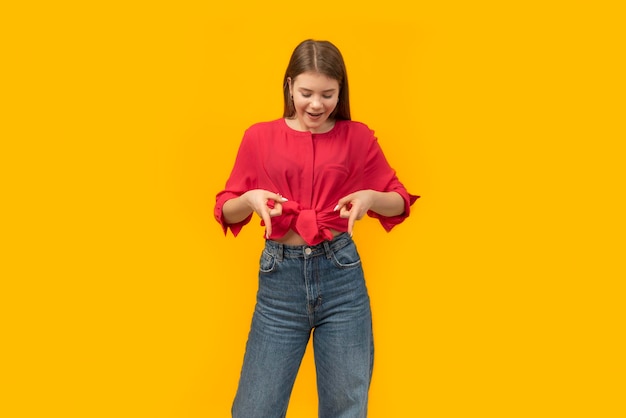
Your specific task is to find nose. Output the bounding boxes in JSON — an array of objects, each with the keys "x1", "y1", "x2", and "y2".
[{"x1": 310, "y1": 96, "x2": 322, "y2": 109}]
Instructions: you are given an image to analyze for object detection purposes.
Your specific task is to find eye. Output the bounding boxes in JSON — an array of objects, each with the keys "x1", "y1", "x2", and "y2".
[
  {"x1": 323, "y1": 95, "x2": 333, "y2": 99},
  {"x1": 301, "y1": 93, "x2": 312, "y2": 98}
]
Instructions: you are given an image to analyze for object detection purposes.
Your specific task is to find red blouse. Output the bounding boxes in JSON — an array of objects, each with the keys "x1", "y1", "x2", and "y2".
[{"x1": 215, "y1": 118, "x2": 419, "y2": 245}]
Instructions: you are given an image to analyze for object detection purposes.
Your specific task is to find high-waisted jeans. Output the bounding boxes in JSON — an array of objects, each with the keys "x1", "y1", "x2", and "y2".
[{"x1": 232, "y1": 233, "x2": 374, "y2": 418}]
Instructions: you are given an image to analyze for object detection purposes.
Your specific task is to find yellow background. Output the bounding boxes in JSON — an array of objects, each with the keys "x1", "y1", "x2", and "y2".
[{"x1": 2, "y1": 1, "x2": 624, "y2": 417}]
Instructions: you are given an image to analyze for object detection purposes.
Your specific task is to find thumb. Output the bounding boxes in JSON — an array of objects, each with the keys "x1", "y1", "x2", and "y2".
[
  {"x1": 334, "y1": 194, "x2": 353, "y2": 211},
  {"x1": 272, "y1": 192, "x2": 288, "y2": 203}
]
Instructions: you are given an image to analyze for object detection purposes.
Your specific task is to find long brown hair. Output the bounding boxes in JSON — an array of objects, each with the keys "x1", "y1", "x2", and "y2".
[{"x1": 282, "y1": 40, "x2": 351, "y2": 120}]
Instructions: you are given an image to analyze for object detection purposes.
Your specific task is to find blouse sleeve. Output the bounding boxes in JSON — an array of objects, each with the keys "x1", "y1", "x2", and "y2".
[
  {"x1": 362, "y1": 131, "x2": 419, "y2": 231},
  {"x1": 214, "y1": 129, "x2": 259, "y2": 236}
]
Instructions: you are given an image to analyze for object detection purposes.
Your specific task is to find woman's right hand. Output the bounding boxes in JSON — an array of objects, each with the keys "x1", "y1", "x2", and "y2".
[{"x1": 240, "y1": 189, "x2": 288, "y2": 238}]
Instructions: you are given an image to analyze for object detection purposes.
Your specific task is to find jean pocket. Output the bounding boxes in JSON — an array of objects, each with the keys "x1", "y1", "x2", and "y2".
[
  {"x1": 331, "y1": 242, "x2": 362, "y2": 269},
  {"x1": 259, "y1": 249, "x2": 277, "y2": 273}
]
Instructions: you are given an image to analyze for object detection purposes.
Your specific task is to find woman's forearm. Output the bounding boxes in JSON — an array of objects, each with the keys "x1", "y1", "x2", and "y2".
[
  {"x1": 222, "y1": 196, "x2": 254, "y2": 224},
  {"x1": 369, "y1": 191, "x2": 405, "y2": 217}
]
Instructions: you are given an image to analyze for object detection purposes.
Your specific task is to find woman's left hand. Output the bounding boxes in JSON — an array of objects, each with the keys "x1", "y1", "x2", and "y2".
[
  {"x1": 335, "y1": 190, "x2": 405, "y2": 236},
  {"x1": 334, "y1": 190, "x2": 377, "y2": 236}
]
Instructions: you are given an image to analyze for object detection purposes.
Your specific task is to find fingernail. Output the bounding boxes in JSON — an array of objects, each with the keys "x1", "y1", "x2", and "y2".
[
  {"x1": 333, "y1": 205, "x2": 340, "y2": 211},
  {"x1": 281, "y1": 197, "x2": 288, "y2": 202}
]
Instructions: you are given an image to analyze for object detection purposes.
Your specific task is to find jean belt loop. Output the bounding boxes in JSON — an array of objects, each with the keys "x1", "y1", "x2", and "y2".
[
  {"x1": 322, "y1": 240, "x2": 332, "y2": 259},
  {"x1": 276, "y1": 243, "x2": 284, "y2": 262}
]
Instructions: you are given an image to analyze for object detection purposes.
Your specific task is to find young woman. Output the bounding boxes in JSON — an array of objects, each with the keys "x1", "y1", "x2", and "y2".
[{"x1": 215, "y1": 39, "x2": 418, "y2": 418}]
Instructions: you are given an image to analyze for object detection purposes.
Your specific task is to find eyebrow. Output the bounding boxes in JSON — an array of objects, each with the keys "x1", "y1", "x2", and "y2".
[{"x1": 298, "y1": 88, "x2": 337, "y2": 93}]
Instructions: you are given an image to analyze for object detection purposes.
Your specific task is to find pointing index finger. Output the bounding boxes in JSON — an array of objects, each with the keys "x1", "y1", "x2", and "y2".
[{"x1": 260, "y1": 209, "x2": 272, "y2": 239}]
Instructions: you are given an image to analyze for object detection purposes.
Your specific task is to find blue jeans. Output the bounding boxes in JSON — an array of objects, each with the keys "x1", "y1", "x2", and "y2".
[{"x1": 232, "y1": 233, "x2": 374, "y2": 418}]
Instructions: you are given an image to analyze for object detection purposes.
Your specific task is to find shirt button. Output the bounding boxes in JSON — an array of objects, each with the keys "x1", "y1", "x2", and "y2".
[{"x1": 304, "y1": 247, "x2": 312, "y2": 255}]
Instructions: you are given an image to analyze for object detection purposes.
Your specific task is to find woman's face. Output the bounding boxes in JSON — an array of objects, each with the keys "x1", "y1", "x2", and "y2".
[{"x1": 288, "y1": 71, "x2": 340, "y2": 133}]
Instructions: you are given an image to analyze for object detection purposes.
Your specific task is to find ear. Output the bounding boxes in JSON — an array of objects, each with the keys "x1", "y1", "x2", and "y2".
[{"x1": 287, "y1": 77, "x2": 293, "y2": 95}]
